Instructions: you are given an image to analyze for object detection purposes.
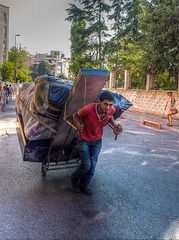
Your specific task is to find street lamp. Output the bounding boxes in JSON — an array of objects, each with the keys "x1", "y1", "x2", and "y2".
[{"x1": 15, "y1": 34, "x2": 20, "y2": 83}]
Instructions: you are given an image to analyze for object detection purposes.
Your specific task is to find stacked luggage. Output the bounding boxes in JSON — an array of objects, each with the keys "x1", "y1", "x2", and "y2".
[
  {"x1": 16, "y1": 76, "x2": 73, "y2": 141},
  {"x1": 16, "y1": 69, "x2": 132, "y2": 163}
]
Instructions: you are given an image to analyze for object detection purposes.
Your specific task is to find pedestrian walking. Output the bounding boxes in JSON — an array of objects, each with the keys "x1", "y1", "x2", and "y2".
[
  {"x1": 164, "y1": 91, "x2": 176, "y2": 126},
  {"x1": 0, "y1": 85, "x2": 1, "y2": 101},
  {"x1": 5, "y1": 84, "x2": 9, "y2": 104},
  {"x1": 71, "y1": 91, "x2": 123, "y2": 195},
  {"x1": 9, "y1": 84, "x2": 13, "y2": 101},
  {"x1": 1, "y1": 86, "x2": 8, "y2": 112}
]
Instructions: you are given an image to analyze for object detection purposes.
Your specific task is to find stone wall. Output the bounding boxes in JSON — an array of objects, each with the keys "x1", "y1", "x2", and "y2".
[{"x1": 108, "y1": 89, "x2": 179, "y2": 120}]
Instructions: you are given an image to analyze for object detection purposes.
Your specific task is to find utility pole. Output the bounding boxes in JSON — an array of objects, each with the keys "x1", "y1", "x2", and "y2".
[{"x1": 15, "y1": 34, "x2": 20, "y2": 83}]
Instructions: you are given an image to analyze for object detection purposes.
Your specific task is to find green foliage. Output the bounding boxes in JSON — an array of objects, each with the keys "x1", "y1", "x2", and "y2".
[
  {"x1": 37, "y1": 61, "x2": 51, "y2": 76},
  {"x1": 66, "y1": 0, "x2": 178, "y2": 90},
  {"x1": 106, "y1": 0, "x2": 178, "y2": 90},
  {"x1": 155, "y1": 71, "x2": 178, "y2": 90},
  {"x1": 2, "y1": 47, "x2": 32, "y2": 82},
  {"x1": 0, "y1": 61, "x2": 14, "y2": 82},
  {"x1": 137, "y1": 0, "x2": 178, "y2": 89},
  {"x1": 17, "y1": 67, "x2": 32, "y2": 82},
  {"x1": 8, "y1": 47, "x2": 30, "y2": 64},
  {"x1": 30, "y1": 71, "x2": 36, "y2": 81},
  {"x1": 139, "y1": 0, "x2": 178, "y2": 75},
  {"x1": 82, "y1": 0, "x2": 111, "y2": 67},
  {"x1": 66, "y1": 0, "x2": 111, "y2": 75},
  {"x1": 130, "y1": 70, "x2": 146, "y2": 90},
  {"x1": 66, "y1": 5, "x2": 90, "y2": 76},
  {"x1": 58, "y1": 73, "x2": 66, "y2": 79}
]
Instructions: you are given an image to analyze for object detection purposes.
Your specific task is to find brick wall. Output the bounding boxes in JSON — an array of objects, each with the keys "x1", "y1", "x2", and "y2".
[{"x1": 108, "y1": 89, "x2": 179, "y2": 119}]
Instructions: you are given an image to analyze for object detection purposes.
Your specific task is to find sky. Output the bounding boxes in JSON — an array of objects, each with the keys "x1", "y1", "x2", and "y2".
[{"x1": 0, "y1": 0, "x2": 75, "y2": 57}]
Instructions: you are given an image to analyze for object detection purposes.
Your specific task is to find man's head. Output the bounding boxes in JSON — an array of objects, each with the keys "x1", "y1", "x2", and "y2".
[
  {"x1": 99, "y1": 91, "x2": 114, "y2": 102},
  {"x1": 98, "y1": 91, "x2": 114, "y2": 113}
]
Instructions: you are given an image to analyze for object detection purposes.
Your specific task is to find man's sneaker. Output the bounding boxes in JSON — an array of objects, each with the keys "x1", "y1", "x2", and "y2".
[
  {"x1": 80, "y1": 186, "x2": 92, "y2": 196},
  {"x1": 71, "y1": 177, "x2": 80, "y2": 194}
]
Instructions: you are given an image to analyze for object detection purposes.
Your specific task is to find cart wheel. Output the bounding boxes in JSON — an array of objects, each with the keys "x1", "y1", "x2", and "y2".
[{"x1": 41, "y1": 164, "x2": 47, "y2": 177}]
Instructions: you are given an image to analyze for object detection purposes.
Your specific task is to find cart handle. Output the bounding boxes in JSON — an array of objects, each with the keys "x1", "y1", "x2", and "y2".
[
  {"x1": 64, "y1": 119, "x2": 77, "y2": 131},
  {"x1": 63, "y1": 102, "x2": 77, "y2": 131}
]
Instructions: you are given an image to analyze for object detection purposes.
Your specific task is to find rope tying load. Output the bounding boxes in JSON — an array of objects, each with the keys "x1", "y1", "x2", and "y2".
[{"x1": 18, "y1": 95, "x2": 57, "y2": 133}]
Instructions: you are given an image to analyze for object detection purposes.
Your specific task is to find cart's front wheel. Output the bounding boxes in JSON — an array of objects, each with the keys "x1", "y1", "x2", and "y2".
[{"x1": 41, "y1": 164, "x2": 47, "y2": 177}]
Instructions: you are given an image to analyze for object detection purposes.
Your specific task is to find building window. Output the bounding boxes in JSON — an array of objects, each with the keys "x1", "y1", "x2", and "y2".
[
  {"x1": 3, "y1": 26, "x2": 7, "y2": 39},
  {"x1": 3, "y1": 42, "x2": 6, "y2": 53},
  {"x1": 3, "y1": 55, "x2": 6, "y2": 61},
  {"x1": 4, "y1": 13, "x2": 7, "y2": 24}
]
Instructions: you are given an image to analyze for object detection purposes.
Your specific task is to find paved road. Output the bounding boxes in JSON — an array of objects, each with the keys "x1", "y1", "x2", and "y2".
[{"x1": 0, "y1": 99, "x2": 178, "y2": 240}]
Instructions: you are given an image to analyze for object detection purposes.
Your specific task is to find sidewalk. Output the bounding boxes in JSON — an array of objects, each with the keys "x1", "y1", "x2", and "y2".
[
  {"x1": 0, "y1": 98, "x2": 20, "y2": 179},
  {"x1": 0, "y1": 97, "x2": 17, "y2": 137}
]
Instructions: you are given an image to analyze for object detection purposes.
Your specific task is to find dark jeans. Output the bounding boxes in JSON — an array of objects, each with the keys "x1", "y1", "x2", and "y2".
[{"x1": 72, "y1": 137, "x2": 102, "y2": 188}]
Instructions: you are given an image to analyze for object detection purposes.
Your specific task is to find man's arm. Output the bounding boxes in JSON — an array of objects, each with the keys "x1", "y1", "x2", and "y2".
[
  {"x1": 108, "y1": 116, "x2": 123, "y2": 132},
  {"x1": 73, "y1": 112, "x2": 84, "y2": 132}
]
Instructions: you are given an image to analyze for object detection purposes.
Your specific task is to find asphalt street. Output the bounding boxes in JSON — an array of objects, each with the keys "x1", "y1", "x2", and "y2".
[{"x1": 0, "y1": 98, "x2": 178, "y2": 240}]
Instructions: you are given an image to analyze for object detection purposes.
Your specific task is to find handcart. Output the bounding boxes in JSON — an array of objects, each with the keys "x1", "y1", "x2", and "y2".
[
  {"x1": 16, "y1": 113, "x2": 80, "y2": 176},
  {"x1": 16, "y1": 69, "x2": 110, "y2": 176}
]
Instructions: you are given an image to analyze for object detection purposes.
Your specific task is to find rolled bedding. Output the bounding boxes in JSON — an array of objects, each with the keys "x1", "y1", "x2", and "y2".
[
  {"x1": 32, "y1": 75, "x2": 73, "y2": 119},
  {"x1": 16, "y1": 81, "x2": 57, "y2": 141}
]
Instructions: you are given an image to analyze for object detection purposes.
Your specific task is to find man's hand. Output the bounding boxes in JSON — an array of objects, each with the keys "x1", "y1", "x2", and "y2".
[
  {"x1": 76, "y1": 123, "x2": 84, "y2": 133},
  {"x1": 115, "y1": 124, "x2": 123, "y2": 133},
  {"x1": 108, "y1": 116, "x2": 123, "y2": 133},
  {"x1": 73, "y1": 112, "x2": 84, "y2": 133}
]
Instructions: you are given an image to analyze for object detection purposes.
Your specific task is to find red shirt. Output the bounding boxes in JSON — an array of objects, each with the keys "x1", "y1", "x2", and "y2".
[{"x1": 78, "y1": 103, "x2": 116, "y2": 141}]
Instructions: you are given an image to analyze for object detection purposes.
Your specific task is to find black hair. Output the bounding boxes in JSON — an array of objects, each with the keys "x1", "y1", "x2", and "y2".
[{"x1": 99, "y1": 91, "x2": 114, "y2": 102}]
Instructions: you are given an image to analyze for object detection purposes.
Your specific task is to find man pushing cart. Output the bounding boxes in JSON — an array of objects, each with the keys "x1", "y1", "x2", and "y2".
[
  {"x1": 16, "y1": 68, "x2": 132, "y2": 194},
  {"x1": 71, "y1": 91, "x2": 123, "y2": 195}
]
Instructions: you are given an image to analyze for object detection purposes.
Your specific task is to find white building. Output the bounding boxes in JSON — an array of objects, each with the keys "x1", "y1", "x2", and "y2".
[
  {"x1": 31, "y1": 51, "x2": 70, "y2": 78},
  {"x1": 61, "y1": 58, "x2": 70, "y2": 78},
  {"x1": 46, "y1": 52, "x2": 70, "y2": 78},
  {"x1": 0, "y1": 4, "x2": 9, "y2": 65}
]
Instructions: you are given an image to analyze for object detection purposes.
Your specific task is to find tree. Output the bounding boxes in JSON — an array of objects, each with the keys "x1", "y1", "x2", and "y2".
[
  {"x1": 0, "y1": 61, "x2": 14, "y2": 82},
  {"x1": 139, "y1": 0, "x2": 179, "y2": 88},
  {"x1": 122, "y1": 0, "x2": 143, "y2": 42},
  {"x1": 107, "y1": 0, "x2": 125, "y2": 68},
  {"x1": 80, "y1": 0, "x2": 111, "y2": 67},
  {"x1": 106, "y1": 0, "x2": 146, "y2": 87},
  {"x1": 37, "y1": 61, "x2": 51, "y2": 76},
  {"x1": 66, "y1": 4, "x2": 89, "y2": 76},
  {"x1": 66, "y1": 0, "x2": 178, "y2": 90},
  {"x1": 66, "y1": 0, "x2": 111, "y2": 71},
  {"x1": 8, "y1": 46, "x2": 32, "y2": 82},
  {"x1": 107, "y1": 0, "x2": 178, "y2": 90}
]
